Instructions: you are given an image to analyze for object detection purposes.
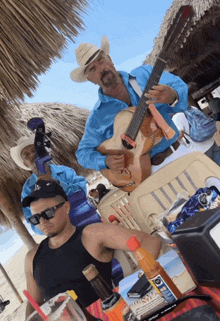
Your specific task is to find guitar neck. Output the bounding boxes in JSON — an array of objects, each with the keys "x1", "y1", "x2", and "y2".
[{"x1": 126, "y1": 56, "x2": 167, "y2": 140}]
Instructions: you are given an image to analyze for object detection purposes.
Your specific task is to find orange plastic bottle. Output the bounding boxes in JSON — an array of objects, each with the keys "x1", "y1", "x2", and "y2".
[{"x1": 127, "y1": 236, "x2": 183, "y2": 304}]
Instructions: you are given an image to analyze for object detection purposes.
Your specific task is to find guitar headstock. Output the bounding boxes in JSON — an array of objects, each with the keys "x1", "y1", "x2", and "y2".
[
  {"x1": 27, "y1": 117, "x2": 52, "y2": 174},
  {"x1": 160, "y1": 6, "x2": 194, "y2": 58}
]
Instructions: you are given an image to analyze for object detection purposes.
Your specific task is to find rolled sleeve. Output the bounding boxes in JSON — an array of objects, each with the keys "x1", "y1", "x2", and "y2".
[{"x1": 160, "y1": 72, "x2": 188, "y2": 113}]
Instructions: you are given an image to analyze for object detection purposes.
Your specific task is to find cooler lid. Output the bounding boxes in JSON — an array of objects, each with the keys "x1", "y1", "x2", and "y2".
[{"x1": 172, "y1": 208, "x2": 220, "y2": 235}]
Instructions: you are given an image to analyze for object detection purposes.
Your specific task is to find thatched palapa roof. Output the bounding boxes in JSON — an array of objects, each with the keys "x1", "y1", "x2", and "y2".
[
  {"x1": 144, "y1": 0, "x2": 220, "y2": 95},
  {"x1": 0, "y1": 0, "x2": 87, "y2": 102},
  {"x1": 0, "y1": 103, "x2": 92, "y2": 229},
  {"x1": 0, "y1": 0, "x2": 91, "y2": 232}
]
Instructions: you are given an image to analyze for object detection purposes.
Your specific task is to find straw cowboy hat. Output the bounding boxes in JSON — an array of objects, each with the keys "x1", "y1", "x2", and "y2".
[
  {"x1": 70, "y1": 35, "x2": 110, "y2": 83},
  {"x1": 10, "y1": 134, "x2": 35, "y2": 171}
]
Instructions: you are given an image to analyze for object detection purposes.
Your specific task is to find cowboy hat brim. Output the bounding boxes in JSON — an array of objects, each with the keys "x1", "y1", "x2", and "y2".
[
  {"x1": 70, "y1": 35, "x2": 110, "y2": 83},
  {"x1": 10, "y1": 135, "x2": 35, "y2": 171}
]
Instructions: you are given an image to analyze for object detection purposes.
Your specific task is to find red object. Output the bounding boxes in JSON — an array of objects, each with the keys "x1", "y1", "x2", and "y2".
[
  {"x1": 23, "y1": 290, "x2": 48, "y2": 321},
  {"x1": 120, "y1": 134, "x2": 137, "y2": 148},
  {"x1": 108, "y1": 215, "x2": 120, "y2": 223},
  {"x1": 126, "y1": 236, "x2": 141, "y2": 251},
  {"x1": 88, "y1": 285, "x2": 220, "y2": 321},
  {"x1": 183, "y1": 6, "x2": 191, "y2": 19}
]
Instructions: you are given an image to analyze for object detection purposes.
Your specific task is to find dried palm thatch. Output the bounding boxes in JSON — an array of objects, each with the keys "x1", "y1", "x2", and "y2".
[
  {"x1": 0, "y1": 102, "x2": 92, "y2": 228},
  {"x1": 0, "y1": 0, "x2": 88, "y2": 102},
  {"x1": 144, "y1": 0, "x2": 220, "y2": 92}
]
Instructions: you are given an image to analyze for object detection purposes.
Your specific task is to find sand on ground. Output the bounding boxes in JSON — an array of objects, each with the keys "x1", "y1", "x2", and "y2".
[{"x1": 0, "y1": 234, "x2": 46, "y2": 321}]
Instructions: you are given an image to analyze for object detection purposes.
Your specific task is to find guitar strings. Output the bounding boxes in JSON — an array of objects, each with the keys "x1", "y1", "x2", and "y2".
[{"x1": 126, "y1": 58, "x2": 166, "y2": 140}]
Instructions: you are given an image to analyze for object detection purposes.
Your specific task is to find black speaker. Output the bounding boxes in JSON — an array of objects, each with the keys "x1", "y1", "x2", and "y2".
[{"x1": 172, "y1": 208, "x2": 220, "y2": 287}]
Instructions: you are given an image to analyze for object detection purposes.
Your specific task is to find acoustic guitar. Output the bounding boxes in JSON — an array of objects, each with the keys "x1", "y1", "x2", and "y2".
[{"x1": 97, "y1": 6, "x2": 193, "y2": 192}]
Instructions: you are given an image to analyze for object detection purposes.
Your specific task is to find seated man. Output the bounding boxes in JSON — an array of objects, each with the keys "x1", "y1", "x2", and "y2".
[
  {"x1": 10, "y1": 134, "x2": 87, "y2": 234},
  {"x1": 23, "y1": 179, "x2": 161, "y2": 319},
  {"x1": 96, "y1": 183, "x2": 111, "y2": 201},
  {"x1": 172, "y1": 108, "x2": 220, "y2": 166},
  {"x1": 88, "y1": 188, "x2": 100, "y2": 206}
]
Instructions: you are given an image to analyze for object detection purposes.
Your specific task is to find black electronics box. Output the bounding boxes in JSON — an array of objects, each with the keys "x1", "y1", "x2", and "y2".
[
  {"x1": 172, "y1": 208, "x2": 220, "y2": 287},
  {"x1": 127, "y1": 274, "x2": 152, "y2": 298}
]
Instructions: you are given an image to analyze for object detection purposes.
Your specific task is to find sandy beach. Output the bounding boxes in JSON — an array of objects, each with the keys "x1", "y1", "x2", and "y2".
[{"x1": 0, "y1": 234, "x2": 46, "y2": 321}]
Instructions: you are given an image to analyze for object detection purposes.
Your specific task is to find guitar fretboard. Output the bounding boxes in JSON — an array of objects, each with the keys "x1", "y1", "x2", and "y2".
[{"x1": 126, "y1": 56, "x2": 167, "y2": 140}]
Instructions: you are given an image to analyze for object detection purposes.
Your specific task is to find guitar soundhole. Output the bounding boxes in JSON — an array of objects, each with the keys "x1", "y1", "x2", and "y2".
[{"x1": 122, "y1": 139, "x2": 133, "y2": 150}]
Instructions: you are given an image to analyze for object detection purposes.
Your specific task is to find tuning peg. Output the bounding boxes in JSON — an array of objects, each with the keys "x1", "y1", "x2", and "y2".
[
  {"x1": 46, "y1": 132, "x2": 52, "y2": 138},
  {"x1": 44, "y1": 141, "x2": 51, "y2": 148}
]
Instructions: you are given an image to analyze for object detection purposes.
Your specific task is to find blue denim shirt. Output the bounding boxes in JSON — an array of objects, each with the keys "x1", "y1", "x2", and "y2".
[
  {"x1": 21, "y1": 164, "x2": 87, "y2": 234},
  {"x1": 76, "y1": 65, "x2": 188, "y2": 171}
]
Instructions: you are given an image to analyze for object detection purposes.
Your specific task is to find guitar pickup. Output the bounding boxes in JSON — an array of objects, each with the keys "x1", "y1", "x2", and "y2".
[{"x1": 121, "y1": 134, "x2": 137, "y2": 149}]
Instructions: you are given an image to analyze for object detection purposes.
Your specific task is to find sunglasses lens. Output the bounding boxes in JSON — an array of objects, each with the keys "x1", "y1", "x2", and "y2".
[
  {"x1": 29, "y1": 203, "x2": 64, "y2": 226},
  {"x1": 43, "y1": 208, "x2": 55, "y2": 220},
  {"x1": 29, "y1": 215, "x2": 40, "y2": 225}
]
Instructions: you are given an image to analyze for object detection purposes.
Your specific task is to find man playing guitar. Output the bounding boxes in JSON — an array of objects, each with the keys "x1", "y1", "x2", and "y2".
[{"x1": 72, "y1": 36, "x2": 190, "y2": 189}]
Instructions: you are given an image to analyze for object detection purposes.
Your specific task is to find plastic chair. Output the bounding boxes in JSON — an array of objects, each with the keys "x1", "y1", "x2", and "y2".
[
  {"x1": 130, "y1": 152, "x2": 220, "y2": 234},
  {"x1": 98, "y1": 189, "x2": 140, "y2": 271},
  {"x1": 67, "y1": 189, "x2": 125, "y2": 286},
  {"x1": 98, "y1": 188, "x2": 141, "y2": 230}
]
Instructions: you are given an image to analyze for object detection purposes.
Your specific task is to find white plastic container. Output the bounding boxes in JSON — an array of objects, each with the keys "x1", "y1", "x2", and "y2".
[{"x1": 26, "y1": 292, "x2": 86, "y2": 321}]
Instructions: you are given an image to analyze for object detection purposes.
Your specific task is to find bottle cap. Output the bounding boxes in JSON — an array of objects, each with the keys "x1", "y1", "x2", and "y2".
[
  {"x1": 67, "y1": 290, "x2": 77, "y2": 301},
  {"x1": 108, "y1": 215, "x2": 120, "y2": 223},
  {"x1": 82, "y1": 264, "x2": 99, "y2": 281},
  {"x1": 127, "y1": 236, "x2": 141, "y2": 251}
]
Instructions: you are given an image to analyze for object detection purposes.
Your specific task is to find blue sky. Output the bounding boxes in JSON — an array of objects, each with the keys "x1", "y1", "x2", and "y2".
[
  {"x1": 0, "y1": 221, "x2": 35, "y2": 266},
  {"x1": 25, "y1": 0, "x2": 174, "y2": 110}
]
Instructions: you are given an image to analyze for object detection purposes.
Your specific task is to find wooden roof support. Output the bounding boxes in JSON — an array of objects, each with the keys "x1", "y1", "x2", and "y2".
[
  {"x1": 0, "y1": 263, "x2": 23, "y2": 304},
  {"x1": 0, "y1": 191, "x2": 36, "y2": 250}
]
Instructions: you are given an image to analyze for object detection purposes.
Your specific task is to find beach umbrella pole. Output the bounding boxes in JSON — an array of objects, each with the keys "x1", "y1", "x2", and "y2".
[
  {"x1": 0, "y1": 203, "x2": 36, "y2": 250},
  {"x1": 0, "y1": 263, "x2": 23, "y2": 304}
]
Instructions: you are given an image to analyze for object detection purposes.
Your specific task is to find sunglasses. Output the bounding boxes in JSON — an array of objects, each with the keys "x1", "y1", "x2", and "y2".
[{"x1": 29, "y1": 202, "x2": 65, "y2": 225}]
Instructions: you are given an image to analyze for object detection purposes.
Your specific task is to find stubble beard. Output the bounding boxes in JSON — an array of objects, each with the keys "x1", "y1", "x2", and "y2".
[
  {"x1": 101, "y1": 70, "x2": 118, "y2": 88},
  {"x1": 30, "y1": 159, "x2": 38, "y2": 174},
  {"x1": 48, "y1": 232, "x2": 58, "y2": 238}
]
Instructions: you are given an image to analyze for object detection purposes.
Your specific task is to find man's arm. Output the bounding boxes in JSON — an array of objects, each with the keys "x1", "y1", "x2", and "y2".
[
  {"x1": 159, "y1": 71, "x2": 188, "y2": 113},
  {"x1": 140, "y1": 65, "x2": 188, "y2": 113},
  {"x1": 25, "y1": 247, "x2": 44, "y2": 320},
  {"x1": 52, "y1": 165, "x2": 88, "y2": 195},
  {"x1": 83, "y1": 223, "x2": 161, "y2": 260},
  {"x1": 76, "y1": 115, "x2": 109, "y2": 171}
]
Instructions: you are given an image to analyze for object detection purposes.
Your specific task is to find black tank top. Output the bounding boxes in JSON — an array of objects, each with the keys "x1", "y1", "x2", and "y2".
[{"x1": 33, "y1": 226, "x2": 113, "y2": 307}]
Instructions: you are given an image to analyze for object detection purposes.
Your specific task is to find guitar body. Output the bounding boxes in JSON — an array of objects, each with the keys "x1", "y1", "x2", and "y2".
[{"x1": 97, "y1": 107, "x2": 163, "y2": 192}]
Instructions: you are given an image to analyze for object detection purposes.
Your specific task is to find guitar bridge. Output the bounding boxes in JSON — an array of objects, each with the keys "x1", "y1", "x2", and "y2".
[{"x1": 121, "y1": 134, "x2": 136, "y2": 149}]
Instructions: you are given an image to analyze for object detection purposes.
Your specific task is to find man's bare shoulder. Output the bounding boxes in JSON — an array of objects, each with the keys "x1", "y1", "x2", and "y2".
[
  {"x1": 82, "y1": 222, "x2": 127, "y2": 242},
  {"x1": 82, "y1": 222, "x2": 106, "y2": 235},
  {"x1": 25, "y1": 244, "x2": 40, "y2": 263}
]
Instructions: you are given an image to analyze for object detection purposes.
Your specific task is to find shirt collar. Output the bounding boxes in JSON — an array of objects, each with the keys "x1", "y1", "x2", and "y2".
[{"x1": 96, "y1": 70, "x2": 136, "y2": 106}]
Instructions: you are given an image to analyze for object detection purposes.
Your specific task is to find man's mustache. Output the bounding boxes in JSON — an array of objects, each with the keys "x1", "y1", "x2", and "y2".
[{"x1": 101, "y1": 70, "x2": 112, "y2": 82}]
